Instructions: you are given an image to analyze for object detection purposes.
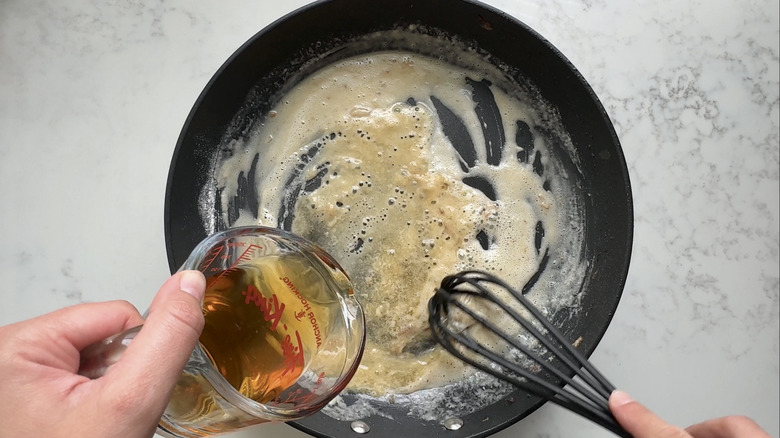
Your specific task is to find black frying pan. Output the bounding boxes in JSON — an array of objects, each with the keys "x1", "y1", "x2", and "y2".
[{"x1": 164, "y1": 0, "x2": 633, "y2": 436}]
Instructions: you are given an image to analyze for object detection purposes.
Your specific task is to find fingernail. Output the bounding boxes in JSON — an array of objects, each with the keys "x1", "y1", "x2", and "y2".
[
  {"x1": 179, "y1": 270, "x2": 206, "y2": 301},
  {"x1": 610, "y1": 390, "x2": 634, "y2": 407}
]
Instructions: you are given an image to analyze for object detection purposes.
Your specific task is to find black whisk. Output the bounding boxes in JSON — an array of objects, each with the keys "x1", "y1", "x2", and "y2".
[{"x1": 428, "y1": 270, "x2": 630, "y2": 438}]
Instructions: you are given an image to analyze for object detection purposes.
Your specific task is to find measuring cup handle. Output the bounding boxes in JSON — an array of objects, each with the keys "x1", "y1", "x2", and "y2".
[{"x1": 77, "y1": 325, "x2": 142, "y2": 379}]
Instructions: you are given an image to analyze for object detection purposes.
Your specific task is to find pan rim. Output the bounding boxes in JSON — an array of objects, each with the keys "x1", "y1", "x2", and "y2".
[{"x1": 164, "y1": 0, "x2": 634, "y2": 436}]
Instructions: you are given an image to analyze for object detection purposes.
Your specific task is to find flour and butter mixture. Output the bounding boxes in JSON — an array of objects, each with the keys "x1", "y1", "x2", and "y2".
[{"x1": 206, "y1": 43, "x2": 586, "y2": 419}]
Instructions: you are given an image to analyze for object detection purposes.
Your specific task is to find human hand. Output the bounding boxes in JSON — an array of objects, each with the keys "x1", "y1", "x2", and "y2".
[
  {"x1": 609, "y1": 390, "x2": 771, "y2": 438},
  {"x1": 0, "y1": 270, "x2": 206, "y2": 438}
]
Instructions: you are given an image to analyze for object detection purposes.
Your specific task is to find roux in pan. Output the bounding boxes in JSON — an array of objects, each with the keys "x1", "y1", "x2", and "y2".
[{"x1": 211, "y1": 49, "x2": 585, "y2": 419}]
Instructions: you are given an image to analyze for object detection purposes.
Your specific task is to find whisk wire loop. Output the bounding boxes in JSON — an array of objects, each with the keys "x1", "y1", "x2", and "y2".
[
  {"x1": 429, "y1": 270, "x2": 630, "y2": 438},
  {"x1": 444, "y1": 284, "x2": 610, "y2": 413},
  {"x1": 460, "y1": 272, "x2": 617, "y2": 400},
  {"x1": 439, "y1": 295, "x2": 616, "y2": 427},
  {"x1": 452, "y1": 274, "x2": 615, "y2": 403}
]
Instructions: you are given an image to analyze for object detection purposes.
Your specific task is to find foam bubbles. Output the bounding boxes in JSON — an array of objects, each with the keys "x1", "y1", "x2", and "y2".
[{"x1": 209, "y1": 46, "x2": 587, "y2": 422}]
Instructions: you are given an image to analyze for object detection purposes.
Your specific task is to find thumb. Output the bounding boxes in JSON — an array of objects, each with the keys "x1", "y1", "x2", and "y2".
[
  {"x1": 609, "y1": 390, "x2": 691, "y2": 438},
  {"x1": 101, "y1": 270, "x2": 206, "y2": 424}
]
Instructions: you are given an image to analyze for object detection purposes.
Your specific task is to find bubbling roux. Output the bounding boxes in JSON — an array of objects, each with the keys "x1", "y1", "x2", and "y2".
[{"x1": 209, "y1": 46, "x2": 586, "y2": 419}]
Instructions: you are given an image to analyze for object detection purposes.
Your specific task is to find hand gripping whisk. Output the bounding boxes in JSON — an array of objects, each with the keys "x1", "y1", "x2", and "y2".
[{"x1": 428, "y1": 270, "x2": 630, "y2": 437}]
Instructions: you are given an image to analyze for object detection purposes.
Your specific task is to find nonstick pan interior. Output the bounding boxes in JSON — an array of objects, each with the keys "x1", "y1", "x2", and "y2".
[{"x1": 164, "y1": 0, "x2": 633, "y2": 436}]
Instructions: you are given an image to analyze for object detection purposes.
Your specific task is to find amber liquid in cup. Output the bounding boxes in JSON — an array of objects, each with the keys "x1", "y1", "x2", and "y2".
[
  {"x1": 79, "y1": 227, "x2": 365, "y2": 438},
  {"x1": 158, "y1": 235, "x2": 361, "y2": 437},
  {"x1": 205, "y1": 252, "x2": 342, "y2": 404}
]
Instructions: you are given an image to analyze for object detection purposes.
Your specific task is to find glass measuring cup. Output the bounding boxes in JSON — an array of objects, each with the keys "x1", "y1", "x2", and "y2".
[{"x1": 78, "y1": 226, "x2": 366, "y2": 437}]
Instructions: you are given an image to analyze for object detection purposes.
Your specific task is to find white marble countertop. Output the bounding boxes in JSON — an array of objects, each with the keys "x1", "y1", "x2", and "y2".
[{"x1": 1, "y1": 1, "x2": 777, "y2": 437}]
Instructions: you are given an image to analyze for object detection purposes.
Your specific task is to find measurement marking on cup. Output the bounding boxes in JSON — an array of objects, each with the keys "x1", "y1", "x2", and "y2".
[
  {"x1": 210, "y1": 244, "x2": 263, "y2": 280},
  {"x1": 199, "y1": 245, "x2": 225, "y2": 271}
]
